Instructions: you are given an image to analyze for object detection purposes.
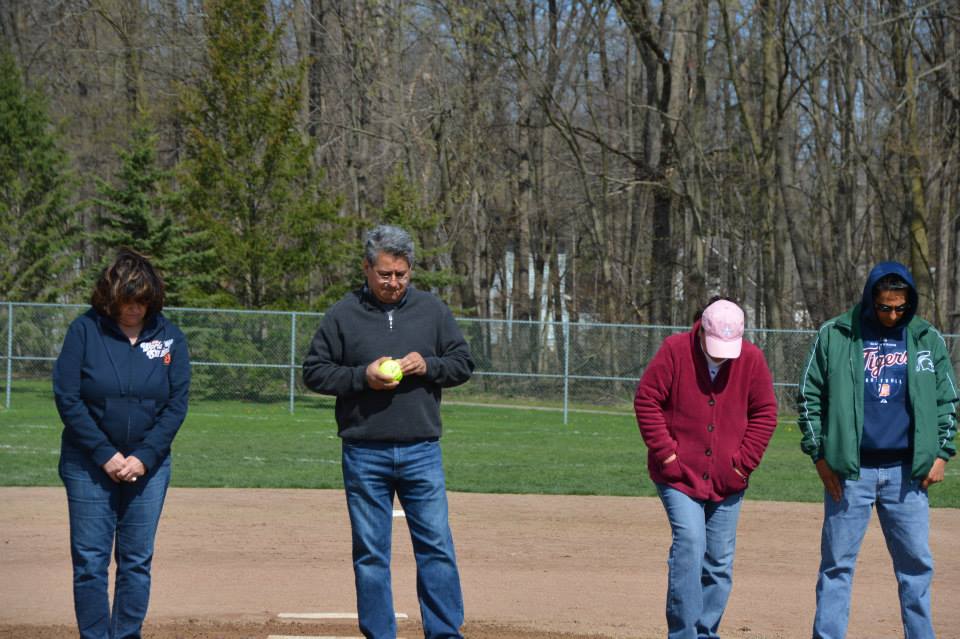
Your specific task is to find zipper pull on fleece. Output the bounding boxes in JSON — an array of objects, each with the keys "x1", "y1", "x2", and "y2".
[{"x1": 387, "y1": 310, "x2": 395, "y2": 331}]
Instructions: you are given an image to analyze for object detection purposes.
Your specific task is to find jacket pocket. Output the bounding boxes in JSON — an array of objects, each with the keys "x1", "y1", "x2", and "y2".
[{"x1": 99, "y1": 397, "x2": 157, "y2": 448}]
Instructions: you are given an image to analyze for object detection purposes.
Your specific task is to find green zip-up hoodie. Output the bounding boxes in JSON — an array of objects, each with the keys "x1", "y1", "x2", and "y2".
[{"x1": 798, "y1": 271, "x2": 958, "y2": 480}]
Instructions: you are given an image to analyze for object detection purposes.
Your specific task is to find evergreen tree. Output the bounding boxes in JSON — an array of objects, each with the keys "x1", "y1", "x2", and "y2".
[
  {"x1": 178, "y1": 0, "x2": 346, "y2": 310},
  {"x1": 89, "y1": 123, "x2": 218, "y2": 306},
  {"x1": 0, "y1": 50, "x2": 75, "y2": 301},
  {"x1": 378, "y1": 166, "x2": 459, "y2": 291}
]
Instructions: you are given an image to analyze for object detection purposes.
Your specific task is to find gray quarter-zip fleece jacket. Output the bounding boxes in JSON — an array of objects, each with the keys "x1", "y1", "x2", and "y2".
[{"x1": 302, "y1": 285, "x2": 474, "y2": 442}]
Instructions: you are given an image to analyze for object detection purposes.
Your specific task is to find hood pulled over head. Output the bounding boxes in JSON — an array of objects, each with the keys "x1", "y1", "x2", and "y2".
[{"x1": 860, "y1": 261, "x2": 918, "y2": 328}]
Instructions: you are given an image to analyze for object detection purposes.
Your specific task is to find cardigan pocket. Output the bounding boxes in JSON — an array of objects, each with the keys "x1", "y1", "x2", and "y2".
[
  {"x1": 660, "y1": 457, "x2": 684, "y2": 482},
  {"x1": 713, "y1": 458, "x2": 748, "y2": 496}
]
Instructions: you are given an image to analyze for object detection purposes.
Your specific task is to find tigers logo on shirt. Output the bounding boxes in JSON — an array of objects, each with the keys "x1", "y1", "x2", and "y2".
[
  {"x1": 863, "y1": 342, "x2": 907, "y2": 402},
  {"x1": 141, "y1": 339, "x2": 174, "y2": 360}
]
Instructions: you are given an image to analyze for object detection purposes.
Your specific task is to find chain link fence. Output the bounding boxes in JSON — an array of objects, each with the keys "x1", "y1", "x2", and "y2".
[{"x1": 3, "y1": 302, "x2": 959, "y2": 422}]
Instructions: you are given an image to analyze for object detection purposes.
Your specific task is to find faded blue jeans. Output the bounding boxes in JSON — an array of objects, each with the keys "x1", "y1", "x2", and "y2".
[
  {"x1": 813, "y1": 463, "x2": 934, "y2": 639},
  {"x1": 342, "y1": 439, "x2": 463, "y2": 639},
  {"x1": 656, "y1": 484, "x2": 744, "y2": 639},
  {"x1": 59, "y1": 443, "x2": 171, "y2": 639}
]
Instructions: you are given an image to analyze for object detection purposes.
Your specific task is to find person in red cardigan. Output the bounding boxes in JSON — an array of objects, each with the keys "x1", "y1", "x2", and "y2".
[{"x1": 634, "y1": 298, "x2": 778, "y2": 639}]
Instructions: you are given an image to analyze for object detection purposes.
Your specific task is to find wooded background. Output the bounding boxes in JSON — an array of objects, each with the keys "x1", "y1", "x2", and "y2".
[{"x1": 2, "y1": 0, "x2": 958, "y2": 332}]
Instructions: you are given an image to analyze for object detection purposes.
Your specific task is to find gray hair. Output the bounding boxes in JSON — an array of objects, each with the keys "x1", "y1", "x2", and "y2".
[{"x1": 364, "y1": 224, "x2": 415, "y2": 268}]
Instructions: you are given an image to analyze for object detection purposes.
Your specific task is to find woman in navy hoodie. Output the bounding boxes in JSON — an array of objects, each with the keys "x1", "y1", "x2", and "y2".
[{"x1": 54, "y1": 249, "x2": 190, "y2": 639}]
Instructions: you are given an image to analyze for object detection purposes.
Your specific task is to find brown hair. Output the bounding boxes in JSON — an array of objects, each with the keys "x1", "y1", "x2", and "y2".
[{"x1": 91, "y1": 248, "x2": 165, "y2": 319}]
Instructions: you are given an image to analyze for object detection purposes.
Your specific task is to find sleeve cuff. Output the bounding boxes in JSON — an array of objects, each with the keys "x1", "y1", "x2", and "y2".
[
  {"x1": 92, "y1": 445, "x2": 118, "y2": 467},
  {"x1": 423, "y1": 356, "x2": 440, "y2": 381},
  {"x1": 354, "y1": 366, "x2": 369, "y2": 392},
  {"x1": 131, "y1": 447, "x2": 158, "y2": 473}
]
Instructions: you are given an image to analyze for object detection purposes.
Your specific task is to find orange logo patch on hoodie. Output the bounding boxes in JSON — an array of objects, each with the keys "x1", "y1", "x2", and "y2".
[{"x1": 163, "y1": 353, "x2": 172, "y2": 366}]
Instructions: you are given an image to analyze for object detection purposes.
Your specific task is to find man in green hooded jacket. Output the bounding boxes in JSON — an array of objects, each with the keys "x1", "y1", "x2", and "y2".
[{"x1": 798, "y1": 261, "x2": 958, "y2": 639}]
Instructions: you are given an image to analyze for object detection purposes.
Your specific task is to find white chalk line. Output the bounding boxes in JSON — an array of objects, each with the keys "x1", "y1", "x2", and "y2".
[
  {"x1": 271, "y1": 611, "x2": 410, "y2": 638},
  {"x1": 278, "y1": 612, "x2": 408, "y2": 620}
]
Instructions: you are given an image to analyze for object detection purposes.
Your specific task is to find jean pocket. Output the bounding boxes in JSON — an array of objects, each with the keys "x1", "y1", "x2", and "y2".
[{"x1": 59, "y1": 447, "x2": 111, "y2": 491}]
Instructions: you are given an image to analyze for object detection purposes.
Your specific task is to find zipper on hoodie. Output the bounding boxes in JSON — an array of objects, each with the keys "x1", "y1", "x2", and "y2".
[
  {"x1": 97, "y1": 317, "x2": 132, "y2": 444},
  {"x1": 127, "y1": 340, "x2": 136, "y2": 444},
  {"x1": 387, "y1": 310, "x2": 395, "y2": 331}
]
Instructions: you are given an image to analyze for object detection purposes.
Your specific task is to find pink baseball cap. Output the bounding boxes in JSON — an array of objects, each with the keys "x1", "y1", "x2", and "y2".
[{"x1": 701, "y1": 300, "x2": 744, "y2": 359}]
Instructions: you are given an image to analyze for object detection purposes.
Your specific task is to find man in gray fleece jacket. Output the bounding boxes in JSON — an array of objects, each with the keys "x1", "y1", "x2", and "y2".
[{"x1": 303, "y1": 224, "x2": 474, "y2": 639}]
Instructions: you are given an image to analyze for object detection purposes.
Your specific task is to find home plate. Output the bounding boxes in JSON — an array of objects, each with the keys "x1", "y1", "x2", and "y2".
[
  {"x1": 277, "y1": 612, "x2": 409, "y2": 620},
  {"x1": 393, "y1": 509, "x2": 405, "y2": 518}
]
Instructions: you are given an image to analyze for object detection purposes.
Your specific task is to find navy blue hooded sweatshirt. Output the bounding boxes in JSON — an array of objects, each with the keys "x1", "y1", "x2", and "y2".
[
  {"x1": 859, "y1": 262, "x2": 919, "y2": 464},
  {"x1": 53, "y1": 308, "x2": 191, "y2": 471}
]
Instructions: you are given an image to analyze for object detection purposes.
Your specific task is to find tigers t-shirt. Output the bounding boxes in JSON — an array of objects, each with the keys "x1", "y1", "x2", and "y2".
[{"x1": 861, "y1": 321, "x2": 911, "y2": 455}]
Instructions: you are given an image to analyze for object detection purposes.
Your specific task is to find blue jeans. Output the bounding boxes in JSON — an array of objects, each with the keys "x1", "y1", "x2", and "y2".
[
  {"x1": 59, "y1": 444, "x2": 171, "y2": 639},
  {"x1": 813, "y1": 463, "x2": 933, "y2": 639},
  {"x1": 342, "y1": 439, "x2": 463, "y2": 639},
  {"x1": 656, "y1": 484, "x2": 744, "y2": 639}
]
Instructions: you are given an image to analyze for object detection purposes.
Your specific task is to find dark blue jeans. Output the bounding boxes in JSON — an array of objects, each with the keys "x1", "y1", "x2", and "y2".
[
  {"x1": 342, "y1": 439, "x2": 463, "y2": 639},
  {"x1": 59, "y1": 444, "x2": 171, "y2": 639}
]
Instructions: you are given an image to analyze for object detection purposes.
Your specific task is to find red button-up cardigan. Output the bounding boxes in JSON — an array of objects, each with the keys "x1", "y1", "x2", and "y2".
[{"x1": 634, "y1": 321, "x2": 778, "y2": 501}]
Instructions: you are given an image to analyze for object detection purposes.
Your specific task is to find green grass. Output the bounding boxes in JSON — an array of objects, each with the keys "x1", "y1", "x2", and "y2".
[{"x1": 2, "y1": 382, "x2": 958, "y2": 507}]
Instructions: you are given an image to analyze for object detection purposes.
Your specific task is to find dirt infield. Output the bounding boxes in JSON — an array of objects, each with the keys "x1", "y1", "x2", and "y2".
[{"x1": 1, "y1": 487, "x2": 958, "y2": 639}]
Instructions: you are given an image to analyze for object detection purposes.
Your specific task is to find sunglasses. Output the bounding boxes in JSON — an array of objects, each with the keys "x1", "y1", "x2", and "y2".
[{"x1": 874, "y1": 303, "x2": 909, "y2": 314}]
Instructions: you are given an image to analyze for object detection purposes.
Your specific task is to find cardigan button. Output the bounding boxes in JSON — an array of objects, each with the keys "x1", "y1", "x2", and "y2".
[
  {"x1": 707, "y1": 424, "x2": 715, "y2": 432},
  {"x1": 705, "y1": 448, "x2": 712, "y2": 456},
  {"x1": 702, "y1": 472, "x2": 710, "y2": 480},
  {"x1": 708, "y1": 398, "x2": 715, "y2": 406}
]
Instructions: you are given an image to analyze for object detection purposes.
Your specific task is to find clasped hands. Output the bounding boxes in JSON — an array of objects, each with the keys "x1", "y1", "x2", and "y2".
[
  {"x1": 102, "y1": 452, "x2": 146, "y2": 484},
  {"x1": 365, "y1": 352, "x2": 426, "y2": 390}
]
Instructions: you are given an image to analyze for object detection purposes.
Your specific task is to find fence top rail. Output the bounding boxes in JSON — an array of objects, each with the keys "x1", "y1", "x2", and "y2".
[
  {"x1": 0, "y1": 301, "x2": 326, "y2": 318},
  {"x1": 421, "y1": 316, "x2": 822, "y2": 336},
  {"x1": 456, "y1": 317, "x2": 692, "y2": 330},
  {"x1": 1, "y1": 301, "x2": 957, "y2": 338},
  {"x1": 166, "y1": 307, "x2": 326, "y2": 318},
  {"x1": 4, "y1": 302, "x2": 87, "y2": 309}
]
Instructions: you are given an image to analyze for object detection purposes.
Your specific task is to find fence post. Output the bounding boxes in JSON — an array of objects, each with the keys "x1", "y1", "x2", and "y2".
[
  {"x1": 562, "y1": 316, "x2": 570, "y2": 425},
  {"x1": 289, "y1": 311, "x2": 297, "y2": 414},
  {"x1": 5, "y1": 302, "x2": 12, "y2": 409}
]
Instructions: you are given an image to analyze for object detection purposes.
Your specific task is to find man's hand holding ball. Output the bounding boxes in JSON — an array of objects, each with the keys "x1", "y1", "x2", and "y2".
[
  {"x1": 366, "y1": 353, "x2": 427, "y2": 390},
  {"x1": 379, "y1": 359, "x2": 403, "y2": 382},
  {"x1": 366, "y1": 356, "x2": 401, "y2": 390}
]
